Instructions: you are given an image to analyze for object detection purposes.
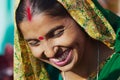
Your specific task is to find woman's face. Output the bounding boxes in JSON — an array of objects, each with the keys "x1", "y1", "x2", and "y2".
[{"x1": 19, "y1": 13, "x2": 87, "y2": 71}]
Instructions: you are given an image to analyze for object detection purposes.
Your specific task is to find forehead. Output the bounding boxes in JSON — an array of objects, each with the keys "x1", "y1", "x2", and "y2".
[
  {"x1": 19, "y1": 14, "x2": 71, "y2": 38},
  {"x1": 20, "y1": 14, "x2": 64, "y2": 29}
]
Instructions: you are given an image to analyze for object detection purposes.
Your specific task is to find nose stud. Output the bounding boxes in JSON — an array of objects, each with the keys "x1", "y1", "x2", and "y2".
[{"x1": 39, "y1": 36, "x2": 44, "y2": 40}]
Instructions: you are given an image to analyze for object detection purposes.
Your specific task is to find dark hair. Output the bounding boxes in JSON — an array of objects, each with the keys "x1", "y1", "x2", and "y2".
[
  {"x1": 15, "y1": 0, "x2": 89, "y2": 38},
  {"x1": 15, "y1": 0, "x2": 70, "y2": 26}
]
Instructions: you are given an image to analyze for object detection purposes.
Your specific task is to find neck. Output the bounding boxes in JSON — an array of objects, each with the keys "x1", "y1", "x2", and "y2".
[{"x1": 62, "y1": 38, "x2": 114, "y2": 80}]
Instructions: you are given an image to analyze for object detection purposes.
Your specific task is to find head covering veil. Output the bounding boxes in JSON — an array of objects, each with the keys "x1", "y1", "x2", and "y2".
[{"x1": 14, "y1": 0, "x2": 116, "y2": 80}]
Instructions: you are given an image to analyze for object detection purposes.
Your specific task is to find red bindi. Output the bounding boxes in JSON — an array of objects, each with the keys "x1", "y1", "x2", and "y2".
[{"x1": 39, "y1": 36, "x2": 44, "y2": 40}]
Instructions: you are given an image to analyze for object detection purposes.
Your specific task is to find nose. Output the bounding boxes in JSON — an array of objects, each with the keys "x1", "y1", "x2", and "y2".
[{"x1": 43, "y1": 42, "x2": 58, "y2": 58}]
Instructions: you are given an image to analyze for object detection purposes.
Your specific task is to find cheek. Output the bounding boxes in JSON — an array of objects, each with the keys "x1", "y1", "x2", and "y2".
[
  {"x1": 29, "y1": 46, "x2": 43, "y2": 58},
  {"x1": 54, "y1": 29, "x2": 80, "y2": 46}
]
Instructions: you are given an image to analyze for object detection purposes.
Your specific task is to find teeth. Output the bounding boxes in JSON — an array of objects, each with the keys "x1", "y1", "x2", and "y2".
[
  {"x1": 51, "y1": 58, "x2": 60, "y2": 62},
  {"x1": 57, "y1": 50, "x2": 69, "y2": 62}
]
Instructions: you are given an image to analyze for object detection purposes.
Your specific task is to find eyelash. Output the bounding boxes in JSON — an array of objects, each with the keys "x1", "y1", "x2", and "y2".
[
  {"x1": 54, "y1": 30, "x2": 64, "y2": 37},
  {"x1": 28, "y1": 29, "x2": 64, "y2": 46},
  {"x1": 28, "y1": 41, "x2": 39, "y2": 47}
]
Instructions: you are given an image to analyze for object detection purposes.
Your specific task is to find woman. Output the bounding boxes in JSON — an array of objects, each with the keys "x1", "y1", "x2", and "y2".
[{"x1": 15, "y1": 0, "x2": 120, "y2": 80}]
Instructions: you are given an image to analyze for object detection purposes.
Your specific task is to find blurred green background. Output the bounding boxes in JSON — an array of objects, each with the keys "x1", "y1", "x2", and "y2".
[{"x1": 0, "y1": 0, "x2": 14, "y2": 55}]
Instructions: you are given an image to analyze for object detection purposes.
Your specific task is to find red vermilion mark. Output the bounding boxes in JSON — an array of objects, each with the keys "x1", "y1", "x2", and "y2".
[
  {"x1": 27, "y1": 7, "x2": 31, "y2": 21},
  {"x1": 39, "y1": 36, "x2": 44, "y2": 40},
  {"x1": 26, "y1": 0, "x2": 31, "y2": 21}
]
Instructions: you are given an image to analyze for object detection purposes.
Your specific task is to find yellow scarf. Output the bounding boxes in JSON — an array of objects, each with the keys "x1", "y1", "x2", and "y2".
[{"x1": 14, "y1": 0, "x2": 116, "y2": 80}]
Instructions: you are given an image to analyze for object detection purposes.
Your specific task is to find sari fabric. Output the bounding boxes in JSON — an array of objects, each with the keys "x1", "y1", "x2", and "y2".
[
  {"x1": 14, "y1": 0, "x2": 119, "y2": 80},
  {"x1": 97, "y1": 27, "x2": 120, "y2": 80}
]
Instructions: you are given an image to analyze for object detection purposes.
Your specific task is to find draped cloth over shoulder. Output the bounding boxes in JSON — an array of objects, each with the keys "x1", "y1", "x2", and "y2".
[{"x1": 14, "y1": 0, "x2": 116, "y2": 80}]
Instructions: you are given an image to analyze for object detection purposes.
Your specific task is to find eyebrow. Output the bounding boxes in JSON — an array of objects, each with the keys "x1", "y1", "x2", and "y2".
[
  {"x1": 46, "y1": 25, "x2": 64, "y2": 37},
  {"x1": 25, "y1": 25, "x2": 64, "y2": 41}
]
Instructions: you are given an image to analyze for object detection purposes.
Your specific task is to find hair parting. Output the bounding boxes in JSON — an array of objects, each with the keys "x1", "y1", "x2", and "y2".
[{"x1": 26, "y1": 0, "x2": 32, "y2": 21}]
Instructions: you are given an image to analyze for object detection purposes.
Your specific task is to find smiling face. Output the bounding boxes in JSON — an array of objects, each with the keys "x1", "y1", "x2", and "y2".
[{"x1": 19, "y1": 13, "x2": 87, "y2": 71}]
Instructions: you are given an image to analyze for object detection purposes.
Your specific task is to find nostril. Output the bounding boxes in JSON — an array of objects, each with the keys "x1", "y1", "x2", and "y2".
[{"x1": 41, "y1": 52, "x2": 49, "y2": 60}]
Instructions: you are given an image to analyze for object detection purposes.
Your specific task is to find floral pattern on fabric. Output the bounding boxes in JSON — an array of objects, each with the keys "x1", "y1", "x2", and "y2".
[
  {"x1": 14, "y1": 1, "x2": 49, "y2": 80},
  {"x1": 14, "y1": 0, "x2": 116, "y2": 80},
  {"x1": 58, "y1": 0, "x2": 116, "y2": 48},
  {"x1": 14, "y1": 24, "x2": 50, "y2": 80}
]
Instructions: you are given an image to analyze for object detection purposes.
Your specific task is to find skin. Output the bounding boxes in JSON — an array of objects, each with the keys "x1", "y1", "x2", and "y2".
[{"x1": 19, "y1": 13, "x2": 114, "y2": 80}]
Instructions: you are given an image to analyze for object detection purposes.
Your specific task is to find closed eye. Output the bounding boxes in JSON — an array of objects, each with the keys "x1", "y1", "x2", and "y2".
[
  {"x1": 54, "y1": 29, "x2": 64, "y2": 37},
  {"x1": 47, "y1": 29, "x2": 64, "y2": 38},
  {"x1": 28, "y1": 41, "x2": 40, "y2": 47},
  {"x1": 46, "y1": 25, "x2": 65, "y2": 38}
]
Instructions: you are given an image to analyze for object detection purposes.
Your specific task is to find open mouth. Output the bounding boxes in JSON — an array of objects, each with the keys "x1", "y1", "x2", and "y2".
[{"x1": 49, "y1": 49, "x2": 73, "y2": 67}]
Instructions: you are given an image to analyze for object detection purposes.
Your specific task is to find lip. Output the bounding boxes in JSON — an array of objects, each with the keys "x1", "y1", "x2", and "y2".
[{"x1": 49, "y1": 49, "x2": 73, "y2": 67}]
